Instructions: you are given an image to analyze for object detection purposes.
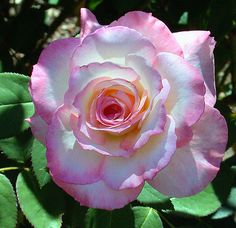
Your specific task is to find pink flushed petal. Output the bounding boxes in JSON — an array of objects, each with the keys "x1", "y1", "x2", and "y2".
[
  {"x1": 95, "y1": 91, "x2": 132, "y2": 125},
  {"x1": 174, "y1": 31, "x2": 216, "y2": 106},
  {"x1": 158, "y1": 79, "x2": 193, "y2": 147},
  {"x1": 112, "y1": 90, "x2": 133, "y2": 111},
  {"x1": 71, "y1": 113, "x2": 142, "y2": 158},
  {"x1": 95, "y1": 96, "x2": 126, "y2": 126},
  {"x1": 126, "y1": 55, "x2": 162, "y2": 97},
  {"x1": 149, "y1": 105, "x2": 227, "y2": 197},
  {"x1": 155, "y1": 52, "x2": 205, "y2": 146},
  {"x1": 101, "y1": 116, "x2": 176, "y2": 190},
  {"x1": 175, "y1": 123, "x2": 193, "y2": 148},
  {"x1": 87, "y1": 112, "x2": 144, "y2": 135},
  {"x1": 80, "y1": 8, "x2": 103, "y2": 39},
  {"x1": 73, "y1": 77, "x2": 142, "y2": 135},
  {"x1": 110, "y1": 11, "x2": 183, "y2": 56},
  {"x1": 46, "y1": 107, "x2": 104, "y2": 185},
  {"x1": 121, "y1": 100, "x2": 167, "y2": 152},
  {"x1": 64, "y1": 62, "x2": 139, "y2": 106},
  {"x1": 28, "y1": 113, "x2": 48, "y2": 144},
  {"x1": 30, "y1": 38, "x2": 80, "y2": 123},
  {"x1": 72, "y1": 26, "x2": 157, "y2": 67},
  {"x1": 53, "y1": 178, "x2": 144, "y2": 210}
]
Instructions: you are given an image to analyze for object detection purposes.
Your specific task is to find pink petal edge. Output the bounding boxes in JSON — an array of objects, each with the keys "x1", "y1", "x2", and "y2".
[
  {"x1": 174, "y1": 31, "x2": 216, "y2": 106},
  {"x1": 149, "y1": 105, "x2": 228, "y2": 197}
]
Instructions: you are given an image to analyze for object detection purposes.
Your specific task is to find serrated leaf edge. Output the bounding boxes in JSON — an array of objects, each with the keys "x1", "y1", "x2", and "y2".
[
  {"x1": 16, "y1": 172, "x2": 63, "y2": 228},
  {"x1": 133, "y1": 206, "x2": 163, "y2": 228},
  {"x1": 30, "y1": 141, "x2": 50, "y2": 188},
  {"x1": 0, "y1": 174, "x2": 18, "y2": 228}
]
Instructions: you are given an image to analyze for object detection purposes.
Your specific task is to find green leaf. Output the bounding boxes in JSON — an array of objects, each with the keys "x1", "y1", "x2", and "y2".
[
  {"x1": 31, "y1": 139, "x2": 51, "y2": 188},
  {"x1": 88, "y1": 0, "x2": 104, "y2": 10},
  {"x1": 178, "y1": 11, "x2": 188, "y2": 25},
  {"x1": 0, "y1": 129, "x2": 33, "y2": 163},
  {"x1": 212, "y1": 179, "x2": 236, "y2": 219},
  {"x1": 133, "y1": 206, "x2": 163, "y2": 228},
  {"x1": 85, "y1": 206, "x2": 134, "y2": 228},
  {"x1": 0, "y1": 174, "x2": 17, "y2": 228},
  {"x1": 137, "y1": 183, "x2": 170, "y2": 205},
  {"x1": 170, "y1": 184, "x2": 221, "y2": 217},
  {"x1": 49, "y1": 0, "x2": 60, "y2": 5},
  {"x1": 211, "y1": 207, "x2": 233, "y2": 219},
  {"x1": 227, "y1": 187, "x2": 236, "y2": 209},
  {"x1": 170, "y1": 162, "x2": 234, "y2": 218},
  {"x1": 0, "y1": 73, "x2": 34, "y2": 139},
  {"x1": 16, "y1": 171, "x2": 65, "y2": 228}
]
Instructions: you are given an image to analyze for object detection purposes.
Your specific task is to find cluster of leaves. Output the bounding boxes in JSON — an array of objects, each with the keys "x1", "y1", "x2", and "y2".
[{"x1": 0, "y1": 0, "x2": 236, "y2": 227}]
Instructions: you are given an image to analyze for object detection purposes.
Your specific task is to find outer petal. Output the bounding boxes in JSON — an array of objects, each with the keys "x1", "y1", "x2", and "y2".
[
  {"x1": 155, "y1": 52, "x2": 206, "y2": 146},
  {"x1": 72, "y1": 26, "x2": 157, "y2": 67},
  {"x1": 30, "y1": 38, "x2": 80, "y2": 123},
  {"x1": 53, "y1": 178, "x2": 144, "y2": 210},
  {"x1": 80, "y1": 8, "x2": 103, "y2": 39},
  {"x1": 149, "y1": 105, "x2": 227, "y2": 197},
  {"x1": 110, "y1": 11, "x2": 183, "y2": 56},
  {"x1": 28, "y1": 113, "x2": 48, "y2": 144},
  {"x1": 174, "y1": 31, "x2": 216, "y2": 106},
  {"x1": 46, "y1": 107, "x2": 104, "y2": 185},
  {"x1": 101, "y1": 116, "x2": 176, "y2": 190}
]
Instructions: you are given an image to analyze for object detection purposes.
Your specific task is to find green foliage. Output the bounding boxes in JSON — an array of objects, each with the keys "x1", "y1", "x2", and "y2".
[
  {"x1": 0, "y1": 73, "x2": 34, "y2": 139},
  {"x1": 85, "y1": 206, "x2": 134, "y2": 228},
  {"x1": 137, "y1": 183, "x2": 170, "y2": 205},
  {"x1": 49, "y1": 0, "x2": 60, "y2": 5},
  {"x1": 31, "y1": 139, "x2": 51, "y2": 188},
  {"x1": 0, "y1": 129, "x2": 33, "y2": 163},
  {"x1": 212, "y1": 207, "x2": 233, "y2": 219},
  {"x1": 16, "y1": 171, "x2": 65, "y2": 228},
  {"x1": 0, "y1": 174, "x2": 17, "y2": 228},
  {"x1": 133, "y1": 206, "x2": 163, "y2": 228},
  {"x1": 170, "y1": 184, "x2": 221, "y2": 217},
  {"x1": 169, "y1": 163, "x2": 235, "y2": 217}
]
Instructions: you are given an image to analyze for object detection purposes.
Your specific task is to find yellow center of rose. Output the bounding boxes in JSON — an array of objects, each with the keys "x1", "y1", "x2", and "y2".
[{"x1": 84, "y1": 78, "x2": 150, "y2": 135}]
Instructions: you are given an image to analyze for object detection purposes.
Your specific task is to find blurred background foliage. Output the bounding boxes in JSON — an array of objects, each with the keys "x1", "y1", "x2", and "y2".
[{"x1": 0, "y1": 0, "x2": 236, "y2": 227}]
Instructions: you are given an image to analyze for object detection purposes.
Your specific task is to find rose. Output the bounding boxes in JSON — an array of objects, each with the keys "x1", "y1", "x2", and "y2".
[{"x1": 29, "y1": 8, "x2": 227, "y2": 210}]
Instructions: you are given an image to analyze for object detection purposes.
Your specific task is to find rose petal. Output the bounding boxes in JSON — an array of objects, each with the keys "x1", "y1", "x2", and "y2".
[
  {"x1": 149, "y1": 105, "x2": 227, "y2": 197},
  {"x1": 101, "y1": 116, "x2": 176, "y2": 190},
  {"x1": 174, "y1": 31, "x2": 216, "y2": 106},
  {"x1": 28, "y1": 113, "x2": 48, "y2": 144},
  {"x1": 71, "y1": 114, "x2": 139, "y2": 158},
  {"x1": 155, "y1": 52, "x2": 206, "y2": 146},
  {"x1": 53, "y1": 178, "x2": 143, "y2": 210},
  {"x1": 72, "y1": 26, "x2": 157, "y2": 67},
  {"x1": 120, "y1": 99, "x2": 167, "y2": 152},
  {"x1": 126, "y1": 55, "x2": 162, "y2": 97},
  {"x1": 30, "y1": 38, "x2": 80, "y2": 123},
  {"x1": 110, "y1": 11, "x2": 183, "y2": 56},
  {"x1": 46, "y1": 107, "x2": 104, "y2": 185},
  {"x1": 83, "y1": 79, "x2": 142, "y2": 135},
  {"x1": 64, "y1": 62, "x2": 139, "y2": 106},
  {"x1": 80, "y1": 8, "x2": 103, "y2": 39}
]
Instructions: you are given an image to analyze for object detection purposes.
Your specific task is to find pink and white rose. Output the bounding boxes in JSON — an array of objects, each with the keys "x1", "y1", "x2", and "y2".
[{"x1": 29, "y1": 8, "x2": 228, "y2": 210}]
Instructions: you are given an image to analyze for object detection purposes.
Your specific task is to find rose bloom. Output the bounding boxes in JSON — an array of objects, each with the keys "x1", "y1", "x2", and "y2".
[{"x1": 29, "y1": 8, "x2": 227, "y2": 210}]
